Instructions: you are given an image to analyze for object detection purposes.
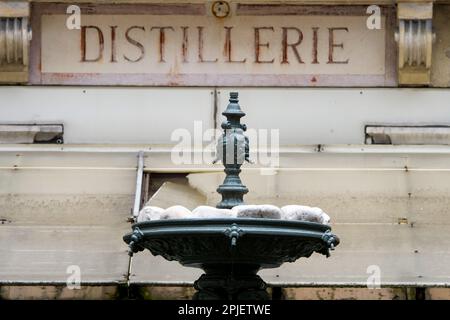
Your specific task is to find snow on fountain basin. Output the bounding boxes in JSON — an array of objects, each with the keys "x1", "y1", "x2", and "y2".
[{"x1": 137, "y1": 204, "x2": 330, "y2": 225}]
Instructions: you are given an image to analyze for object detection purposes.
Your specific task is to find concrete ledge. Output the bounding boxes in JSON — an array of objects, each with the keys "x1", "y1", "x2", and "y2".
[{"x1": 1, "y1": 284, "x2": 450, "y2": 300}]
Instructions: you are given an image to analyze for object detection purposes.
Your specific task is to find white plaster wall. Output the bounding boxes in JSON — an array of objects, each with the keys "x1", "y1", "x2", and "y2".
[
  {"x1": 0, "y1": 87, "x2": 214, "y2": 144},
  {"x1": 1, "y1": 87, "x2": 450, "y2": 145},
  {"x1": 218, "y1": 88, "x2": 450, "y2": 145}
]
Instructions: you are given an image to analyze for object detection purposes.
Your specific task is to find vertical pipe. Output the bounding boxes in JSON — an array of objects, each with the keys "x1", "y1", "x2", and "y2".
[{"x1": 132, "y1": 151, "x2": 145, "y2": 219}]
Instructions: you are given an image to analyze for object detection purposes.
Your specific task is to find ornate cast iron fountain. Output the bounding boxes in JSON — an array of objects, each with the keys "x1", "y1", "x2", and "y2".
[
  {"x1": 124, "y1": 92, "x2": 339, "y2": 300},
  {"x1": 215, "y1": 91, "x2": 249, "y2": 209}
]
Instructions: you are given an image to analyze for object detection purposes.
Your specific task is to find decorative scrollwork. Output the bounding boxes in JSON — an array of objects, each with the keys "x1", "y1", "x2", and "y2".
[
  {"x1": 224, "y1": 223, "x2": 244, "y2": 248},
  {"x1": 132, "y1": 230, "x2": 336, "y2": 267},
  {"x1": 321, "y1": 229, "x2": 340, "y2": 257},
  {"x1": 127, "y1": 227, "x2": 144, "y2": 255}
]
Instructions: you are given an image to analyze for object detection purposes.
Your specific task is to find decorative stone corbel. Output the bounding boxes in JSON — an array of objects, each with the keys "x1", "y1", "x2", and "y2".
[
  {"x1": 0, "y1": 1, "x2": 31, "y2": 83},
  {"x1": 396, "y1": 2, "x2": 435, "y2": 86}
]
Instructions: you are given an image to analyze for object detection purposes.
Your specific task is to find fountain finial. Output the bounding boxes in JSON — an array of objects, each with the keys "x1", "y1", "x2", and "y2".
[{"x1": 216, "y1": 92, "x2": 250, "y2": 209}]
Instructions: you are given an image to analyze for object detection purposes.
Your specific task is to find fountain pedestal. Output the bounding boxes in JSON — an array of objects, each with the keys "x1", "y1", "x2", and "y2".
[{"x1": 193, "y1": 264, "x2": 269, "y2": 300}]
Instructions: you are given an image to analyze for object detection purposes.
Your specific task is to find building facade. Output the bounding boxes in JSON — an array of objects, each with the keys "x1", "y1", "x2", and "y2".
[{"x1": 1, "y1": 0, "x2": 450, "y2": 299}]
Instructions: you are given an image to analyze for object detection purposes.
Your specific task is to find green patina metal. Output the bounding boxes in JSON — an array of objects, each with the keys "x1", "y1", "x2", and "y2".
[
  {"x1": 215, "y1": 92, "x2": 250, "y2": 209},
  {"x1": 123, "y1": 92, "x2": 339, "y2": 300}
]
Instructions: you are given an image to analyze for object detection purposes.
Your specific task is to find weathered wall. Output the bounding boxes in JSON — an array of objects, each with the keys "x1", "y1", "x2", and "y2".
[
  {"x1": 2, "y1": 87, "x2": 450, "y2": 145},
  {"x1": 1, "y1": 1, "x2": 450, "y2": 299},
  {"x1": 3, "y1": 285, "x2": 450, "y2": 300}
]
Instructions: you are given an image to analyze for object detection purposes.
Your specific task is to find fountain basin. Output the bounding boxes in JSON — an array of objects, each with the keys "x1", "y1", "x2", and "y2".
[
  {"x1": 124, "y1": 218, "x2": 338, "y2": 268},
  {"x1": 123, "y1": 218, "x2": 339, "y2": 299}
]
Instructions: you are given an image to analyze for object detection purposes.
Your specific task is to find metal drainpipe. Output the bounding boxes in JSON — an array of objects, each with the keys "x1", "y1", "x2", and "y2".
[{"x1": 132, "y1": 151, "x2": 145, "y2": 221}]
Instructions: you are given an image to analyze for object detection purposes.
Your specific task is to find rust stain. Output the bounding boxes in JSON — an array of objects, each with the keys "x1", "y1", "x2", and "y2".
[
  {"x1": 197, "y1": 26, "x2": 218, "y2": 63},
  {"x1": 32, "y1": 3, "x2": 396, "y2": 87},
  {"x1": 223, "y1": 27, "x2": 231, "y2": 61},
  {"x1": 327, "y1": 27, "x2": 349, "y2": 64},
  {"x1": 80, "y1": 27, "x2": 86, "y2": 62},
  {"x1": 38, "y1": 3, "x2": 206, "y2": 15},
  {"x1": 52, "y1": 73, "x2": 77, "y2": 79},
  {"x1": 237, "y1": 4, "x2": 370, "y2": 16},
  {"x1": 281, "y1": 27, "x2": 304, "y2": 64},
  {"x1": 223, "y1": 27, "x2": 246, "y2": 63},
  {"x1": 254, "y1": 27, "x2": 274, "y2": 63},
  {"x1": 110, "y1": 26, "x2": 117, "y2": 63},
  {"x1": 124, "y1": 26, "x2": 145, "y2": 62},
  {"x1": 151, "y1": 27, "x2": 174, "y2": 63},
  {"x1": 84, "y1": 4, "x2": 96, "y2": 14},
  {"x1": 312, "y1": 27, "x2": 319, "y2": 64},
  {"x1": 181, "y1": 26, "x2": 189, "y2": 63},
  {"x1": 80, "y1": 26, "x2": 104, "y2": 62},
  {"x1": 160, "y1": 28, "x2": 166, "y2": 63}
]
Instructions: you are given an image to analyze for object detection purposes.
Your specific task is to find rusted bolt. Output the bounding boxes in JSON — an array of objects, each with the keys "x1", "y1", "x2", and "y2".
[{"x1": 212, "y1": 1, "x2": 230, "y2": 18}]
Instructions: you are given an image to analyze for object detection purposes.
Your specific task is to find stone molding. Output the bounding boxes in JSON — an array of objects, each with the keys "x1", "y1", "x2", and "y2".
[
  {"x1": 396, "y1": 2, "x2": 435, "y2": 85},
  {"x1": 0, "y1": 1, "x2": 31, "y2": 83}
]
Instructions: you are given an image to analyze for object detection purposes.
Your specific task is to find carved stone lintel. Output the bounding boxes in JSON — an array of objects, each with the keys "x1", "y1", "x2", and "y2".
[
  {"x1": 0, "y1": 1, "x2": 31, "y2": 83},
  {"x1": 396, "y1": 2, "x2": 435, "y2": 86}
]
